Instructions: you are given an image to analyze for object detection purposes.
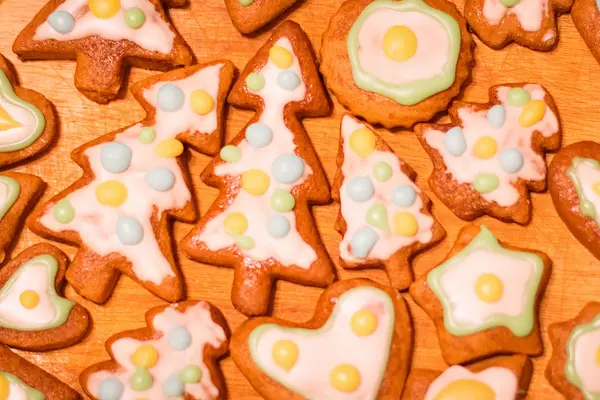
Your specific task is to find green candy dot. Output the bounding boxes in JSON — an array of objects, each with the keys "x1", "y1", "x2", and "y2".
[
  {"x1": 239, "y1": 0, "x2": 254, "y2": 5},
  {"x1": 246, "y1": 73, "x2": 265, "y2": 91},
  {"x1": 124, "y1": 7, "x2": 146, "y2": 29},
  {"x1": 220, "y1": 145, "x2": 242, "y2": 163},
  {"x1": 180, "y1": 365, "x2": 202, "y2": 383},
  {"x1": 236, "y1": 234, "x2": 255, "y2": 250},
  {"x1": 366, "y1": 203, "x2": 389, "y2": 232},
  {"x1": 139, "y1": 127, "x2": 156, "y2": 144},
  {"x1": 473, "y1": 173, "x2": 499, "y2": 194},
  {"x1": 499, "y1": 0, "x2": 520, "y2": 6},
  {"x1": 131, "y1": 368, "x2": 153, "y2": 391},
  {"x1": 270, "y1": 189, "x2": 295, "y2": 213},
  {"x1": 507, "y1": 88, "x2": 530, "y2": 106},
  {"x1": 53, "y1": 199, "x2": 75, "y2": 224},
  {"x1": 372, "y1": 161, "x2": 392, "y2": 182}
]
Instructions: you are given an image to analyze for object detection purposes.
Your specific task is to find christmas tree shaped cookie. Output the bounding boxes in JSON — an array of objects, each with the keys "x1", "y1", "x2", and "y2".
[
  {"x1": 28, "y1": 61, "x2": 235, "y2": 304},
  {"x1": 0, "y1": 243, "x2": 90, "y2": 351},
  {"x1": 333, "y1": 115, "x2": 445, "y2": 290},
  {"x1": 81, "y1": 300, "x2": 229, "y2": 400},
  {"x1": 13, "y1": 0, "x2": 194, "y2": 103},
  {"x1": 224, "y1": 0, "x2": 300, "y2": 33},
  {"x1": 416, "y1": 83, "x2": 561, "y2": 224},
  {"x1": 182, "y1": 22, "x2": 335, "y2": 317}
]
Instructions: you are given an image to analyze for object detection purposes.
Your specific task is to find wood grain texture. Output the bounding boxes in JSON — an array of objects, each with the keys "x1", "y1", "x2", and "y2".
[{"x1": 0, "y1": 0, "x2": 598, "y2": 398}]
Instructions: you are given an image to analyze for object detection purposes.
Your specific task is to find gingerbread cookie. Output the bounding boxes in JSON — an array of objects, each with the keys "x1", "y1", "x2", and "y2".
[
  {"x1": 0, "y1": 344, "x2": 81, "y2": 399},
  {"x1": 0, "y1": 54, "x2": 56, "y2": 168},
  {"x1": 182, "y1": 22, "x2": 335, "y2": 317},
  {"x1": 231, "y1": 279, "x2": 412, "y2": 399},
  {"x1": 27, "y1": 61, "x2": 235, "y2": 304},
  {"x1": 465, "y1": 0, "x2": 574, "y2": 50},
  {"x1": 546, "y1": 302, "x2": 600, "y2": 399},
  {"x1": 409, "y1": 225, "x2": 551, "y2": 365},
  {"x1": 572, "y1": 0, "x2": 600, "y2": 64},
  {"x1": 13, "y1": 0, "x2": 194, "y2": 103},
  {"x1": 402, "y1": 355, "x2": 533, "y2": 399},
  {"x1": 416, "y1": 83, "x2": 561, "y2": 225},
  {"x1": 332, "y1": 115, "x2": 445, "y2": 290},
  {"x1": 320, "y1": 0, "x2": 473, "y2": 128},
  {"x1": 224, "y1": 0, "x2": 300, "y2": 34},
  {"x1": 81, "y1": 300, "x2": 229, "y2": 400}
]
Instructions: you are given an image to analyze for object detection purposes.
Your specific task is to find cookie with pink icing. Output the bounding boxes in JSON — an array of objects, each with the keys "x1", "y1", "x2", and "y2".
[
  {"x1": 572, "y1": 0, "x2": 600, "y2": 64},
  {"x1": 332, "y1": 114, "x2": 445, "y2": 290},
  {"x1": 416, "y1": 83, "x2": 561, "y2": 225},
  {"x1": 81, "y1": 300, "x2": 230, "y2": 400},
  {"x1": 224, "y1": 0, "x2": 301, "y2": 33},
  {"x1": 231, "y1": 278, "x2": 412, "y2": 399},
  {"x1": 27, "y1": 61, "x2": 235, "y2": 304},
  {"x1": 409, "y1": 224, "x2": 552, "y2": 365},
  {"x1": 181, "y1": 21, "x2": 335, "y2": 317},
  {"x1": 13, "y1": 0, "x2": 194, "y2": 103}
]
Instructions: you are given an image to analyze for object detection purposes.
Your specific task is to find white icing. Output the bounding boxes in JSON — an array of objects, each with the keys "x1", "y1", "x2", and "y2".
[
  {"x1": 357, "y1": 9, "x2": 450, "y2": 85},
  {"x1": 339, "y1": 116, "x2": 435, "y2": 262},
  {"x1": 573, "y1": 327, "x2": 600, "y2": 394},
  {"x1": 424, "y1": 84, "x2": 559, "y2": 207},
  {"x1": 87, "y1": 302, "x2": 227, "y2": 399},
  {"x1": 483, "y1": 0, "x2": 549, "y2": 32},
  {"x1": 34, "y1": 0, "x2": 176, "y2": 54},
  {"x1": 197, "y1": 38, "x2": 317, "y2": 268},
  {"x1": 6, "y1": 382, "x2": 27, "y2": 400},
  {"x1": 574, "y1": 162, "x2": 600, "y2": 224},
  {"x1": 424, "y1": 365, "x2": 519, "y2": 399}
]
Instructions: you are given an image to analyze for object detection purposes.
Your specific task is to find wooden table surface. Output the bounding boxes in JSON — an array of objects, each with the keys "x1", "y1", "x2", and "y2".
[{"x1": 0, "y1": 0, "x2": 599, "y2": 398}]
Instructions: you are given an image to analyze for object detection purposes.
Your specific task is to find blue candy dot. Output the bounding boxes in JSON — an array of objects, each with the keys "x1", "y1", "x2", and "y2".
[
  {"x1": 145, "y1": 167, "x2": 176, "y2": 192},
  {"x1": 391, "y1": 185, "x2": 417, "y2": 207},
  {"x1": 487, "y1": 105, "x2": 506, "y2": 129},
  {"x1": 499, "y1": 148, "x2": 524, "y2": 173},
  {"x1": 116, "y1": 215, "x2": 144, "y2": 246},
  {"x1": 158, "y1": 84, "x2": 185, "y2": 112},
  {"x1": 351, "y1": 227, "x2": 379, "y2": 258},
  {"x1": 277, "y1": 70, "x2": 301, "y2": 91},
  {"x1": 98, "y1": 378, "x2": 124, "y2": 400},
  {"x1": 246, "y1": 123, "x2": 273, "y2": 148},
  {"x1": 444, "y1": 127, "x2": 466, "y2": 156},
  {"x1": 100, "y1": 142, "x2": 132, "y2": 174},
  {"x1": 346, "y1": 176, "x2": 374, "y2": 202},
  {"x1": 272, "y1": 154, "x2": 305, "y2": 184},
  {"x1": 168, "y1": 325, "x2": 192, "y2": 350},
  {"x1": 267, "y1": 215, "x2": 290, "y2": 238},
  {"x1": 163, "y1": 375, "x2": 185, "y2": 396},
  {"x1": 48, "y1": 11, "x2": 75, "y2": 34}
]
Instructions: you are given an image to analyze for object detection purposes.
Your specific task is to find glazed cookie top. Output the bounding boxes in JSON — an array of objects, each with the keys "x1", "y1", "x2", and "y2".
[
  {"x1": 567, "y1": 157, "x2": 600, "y2": 225},
  {"x1": 564, "y1": 313, "x2": 600, "y2": 398},
  {"x1": 483, "y1": 0, "x2": 550, "y2": 32},
  {"x1": 423, "y1": 365, "x2": 518, "y2": 399},
  {"x1": 0, "y1": 372, "x2": 45, "y2": 400},
  {"x1": 0, "y1": 176, "x2": 19, "y2": 221}
]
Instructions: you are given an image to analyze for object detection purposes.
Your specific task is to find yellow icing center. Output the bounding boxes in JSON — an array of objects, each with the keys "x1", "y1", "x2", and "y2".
[
  {"x1": 242, "y1": 169, "x2": 270, "y2": 196},
  {"x1": 382, "y1": 25, "x2": 418, "y2": 61},
  {"x1": 393, "y1": 212, "x2": 418, "y2": 237},
  {"x1": 269, "y1": 46, "x2": 293, "y2": 69},
  {"x1": 433, "y1": 379, "x2": 496, "y2": 400},
  {"x1": 592, "y1": 181, "x2": 600, "y2": 195},
  {"x1": 95, "y1": 180, "x2": 128, "y2": 207},
  {"x1": 88, "y1": 0, "x2": 121, "y2": 19},
  {"x1": 19, "y1": 290, "x2": 40, "y2": 309},
  {"x1": 272, "y1": 339, "x2": 298, "y2": 371},
  {"x1": 350, "y1": 309, "x2": 378, "y2": 336},
  {"x1": 155, "y1": 139, "x2": 184, "y2": 158},
  {"x1": 475, "y1": 273, "x2": 504, "y2": 303},
  {"x1": 131, "y1": 344, "x2": 159, "y2": 368},
  {"x1": 330, "y1": 364, "x2": 361, "y2": 392},
  {"x1": 349, "y1": 128, "x2": 376, "y2": 158},
  {"x1": 0, "y1": 104, "x2": 22, "y2": 131},
  {"x1": 190, "y1": 90, "x2": 214, "y2": 115},
  {"x1": 473, "y1": 136, "x2": 497, "y2": 159},
  {"x1": 0, "y1": 375, "x2": 10, "y2": 400}
]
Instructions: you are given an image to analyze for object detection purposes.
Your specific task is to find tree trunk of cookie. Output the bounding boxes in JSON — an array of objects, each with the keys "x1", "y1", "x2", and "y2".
[
  {"x1": 232, "y1": 266, "x2": 273, "y2": 317},
  {"x1": 74, "y1": 51, "x2": 124, "y2": 104},
  {"x1": 66, "y1": 250, "x2": 121, "y2": 304}
]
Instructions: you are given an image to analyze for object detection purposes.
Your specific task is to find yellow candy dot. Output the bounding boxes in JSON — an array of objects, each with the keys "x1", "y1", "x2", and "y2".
[
  {"x1": 593, "y1": 182, "x2": 600, "y2": 195},
  {"x1": 190, "y1": 90, "x2": 214, "y2": 115},
  {"x1": 19, "y1": 290, "x2": 40, "y2": 309},
  {"x1": 131, "y1": 344, "x2": 159, "y2": 368},
  {"x1": 518, "y1": 100, "x2": 546, "y2": 128},
  {"x1": 95, "y1": 180, "x2": 128, "y2": 207},
  {"x1": 595, "y1": 346, "x2": 600, "y2": 367},
  {"x1": 155, "y1": 139, "x2": 184, "y2": 158},
  {"x1": 0, "y1": 375, "x2": 8, "y2": 400},
  {"x1": 475, "y1": 273, "x2": 504, "y2": 303},
  {"x1": 393, "y1": 212, "x2": 418, "y2": 237},
  {"x1": 349, "y1": 128, "x2": 376, "y2": 158},
  {"x1": 88, "y1": 0, "x2": 121, "y2": 19},
  {"x1": 433, "y1": 379, "x2": 495, "y2": 400},
  {"x1": 473, "y1": 136, "x2": 497, "y2": 159},
  {"x1": 350, "y1": 309, "x2": 378, "y2": 336},
  {"x1": 382, "y1": 25, "x2": 418, "y2": 62},
  {"x1": 242, "y1": 169, "x2": 270, "y2": 196},
  {"x1": 330, "y1": 364, "x2": 361, "y2": 393},
  {"x1": 272, "y1": 340, "x2": 298, "y2": 371},
  {"x1": 224, "y1": 212, "x2": 248, "y2": 235},
  {"x1": 269, "y1": 46, "x2": 293, "y2": 69}
]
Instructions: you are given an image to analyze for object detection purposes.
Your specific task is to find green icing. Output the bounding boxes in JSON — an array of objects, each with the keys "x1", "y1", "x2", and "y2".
[
  {"x1": 0, "y1": 70, "x2": 46, "y2": 152},
  {"x1": 0, "y1": 255, "x2": 75, "y2": 331},
  {"x1": 347, "y1": 0, "x2": 461, "y2": 106},
  {"x1": 0, "y1": 372, "x2": 45, "y2": 400},
  {"x1": 0, "y1": 176, "x2": 20, "y2": 221},
  {"x1": 565, "y1": 313, "x2": 600, "y2": 399},
  {"x1": 567, "y1": 157, "x2": 600, "y2": 221},
  {"x1": 427, "y1": 226, "x2": 544, "y2": 337}
]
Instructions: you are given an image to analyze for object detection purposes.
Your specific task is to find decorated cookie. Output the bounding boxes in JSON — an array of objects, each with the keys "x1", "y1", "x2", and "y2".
[
  {"x1": 81, "y1": 300, "x2": 230, "y2": 400},
  {"x1": 181, "y1": 22, "x2": 335, "y2": 317},
  {"x1": 0, "y1": 344, "x2": 81, "y2": 399},
  {"x1": 0, "y1": 54, "x2": 56, "y2": 168},
  {"x1": 320, "y1": 0, "x2": 473, "y2": 128},
  {"x1": 409, "y1": 224, "x2": 551, "y2": 365},
  {"x1": 572, "y1": 0, "x2": 600, "y2": 64},
  {"x1": 332, "y1": 115, "x2": 445, "y2": 290},
  {"x1": 402, "y1": 354, "x2": 533, "y2": 399},
  {"x1": 224, "y1": 0, "x2": 300, "y2": 33},
  {"x1": 231, "y1": 279, "x2": 412, "y2": 399},
  {"x1": 416, "y1": 83, "x2": 561, "y2": 225},
  {"x1": 27, "y1": 61, "x2": 235, "y2": 304},
  {"x1": 546, "y1": 302, "x2": 600, "y2": 399},
  {"x1": 13, "y1": 0, "x2": 194, "y2": 103},
  {"x1": 465, "y1": 0, "x2": 574, "y2": 50}
]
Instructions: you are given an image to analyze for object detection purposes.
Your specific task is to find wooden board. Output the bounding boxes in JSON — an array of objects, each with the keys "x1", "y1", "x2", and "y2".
[{"x1": 0, "y1": 0, "x2": 599, "y2": 398}]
